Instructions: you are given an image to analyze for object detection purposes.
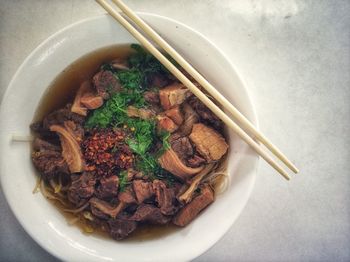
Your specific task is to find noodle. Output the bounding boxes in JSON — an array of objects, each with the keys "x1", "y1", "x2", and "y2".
[
  {"x1": 62, "y1": 202, "x2": 89, "y2": 214},
  {"x1": 32, "y1": 176, "x2": 41, "y2": 194},
  {"x1": 40, "y1": 180, "x2": 69, "y2": 207}
]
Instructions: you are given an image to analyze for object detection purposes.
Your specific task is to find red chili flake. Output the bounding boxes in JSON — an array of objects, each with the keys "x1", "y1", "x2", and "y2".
[{"x1": 82, "y1": 128, "x2": 134, "y2": 176}]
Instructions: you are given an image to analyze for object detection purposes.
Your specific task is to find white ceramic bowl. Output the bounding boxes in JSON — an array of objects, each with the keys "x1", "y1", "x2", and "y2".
[{"x1": 0, "y1": 13, "x2": 258, "y2": 262}]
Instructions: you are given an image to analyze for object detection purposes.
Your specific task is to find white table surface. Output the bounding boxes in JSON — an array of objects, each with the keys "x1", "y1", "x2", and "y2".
[{"x1": 0, "y1": 0, "x2": 349, "y2": 261}]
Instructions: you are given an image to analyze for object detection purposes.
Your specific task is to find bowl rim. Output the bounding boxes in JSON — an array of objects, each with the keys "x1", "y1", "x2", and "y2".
[{"x1": 0, "y1": 12, "x2": 259, "y2": 261}]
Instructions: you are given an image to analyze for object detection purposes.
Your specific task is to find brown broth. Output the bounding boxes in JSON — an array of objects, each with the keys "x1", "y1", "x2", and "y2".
[
  {"x1": 33, "y1": 44, "x2": 179, "y2": 241},
  {"x1": 33, "y1": 44, "x2": 133, "y2": 122}
]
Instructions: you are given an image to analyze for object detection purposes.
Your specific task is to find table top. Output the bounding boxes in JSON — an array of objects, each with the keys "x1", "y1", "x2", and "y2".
[{"x1": 1, "y1": 0, "x2": 349, "y2": 261}]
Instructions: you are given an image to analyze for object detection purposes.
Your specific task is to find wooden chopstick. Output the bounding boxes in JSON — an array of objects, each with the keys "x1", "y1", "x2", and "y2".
[
  {"x1": 112, "y1": 0, "x2": 298, "y2": 174},
  {"x1": 95, "y1": 0, "x2": 292, "y2": 180}
]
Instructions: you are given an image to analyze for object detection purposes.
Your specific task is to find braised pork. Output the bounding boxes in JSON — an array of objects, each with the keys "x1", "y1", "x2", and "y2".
[
  {"x1": 159, "y1": 83, "x2": 190, "y2": 110},
  {"x1": 189, "y1": 123, "x2": 228, "y2": 162}
]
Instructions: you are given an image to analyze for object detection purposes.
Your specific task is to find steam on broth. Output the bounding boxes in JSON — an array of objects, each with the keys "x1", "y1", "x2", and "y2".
[{"x1": 31, "y1": 44, "x2": 229, "y2": 241}]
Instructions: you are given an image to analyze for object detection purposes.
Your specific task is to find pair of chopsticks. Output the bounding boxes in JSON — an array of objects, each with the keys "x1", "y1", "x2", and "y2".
[{"x1": 96, "y1": 0, "x2": 299, "y2": 180}]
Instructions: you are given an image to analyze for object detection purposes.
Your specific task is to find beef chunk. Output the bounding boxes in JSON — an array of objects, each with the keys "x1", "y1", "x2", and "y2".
[
  {"x1": 143, "y1": 91, "x2": 160, "y2": 104},
  {"x1": 178, "y1": 103, "x2": 199, "y2": 136},
  {"x1": 90, "y1": 197, "x2": 123, "y2": 219},
  {"x1": 173, "y1": 185, "x2": 214, "y2": 227},
  {"x1": 133, "y1": 180, "x2": 154, "y2": 204},
  {"x1": 67, "y1": 172, "x2": 96, "y2": 206},
  {"x1": 93, "y1": 70, "x2": 121, "y2": 99},
  {"x1": 129, "y1": 204, "x2": 171, "y2": 225},
  {"x1": 80, "y1": 94, "x2": 103, "y2": 109},
  {"x1": 108, "y1": 218, "x2": 137, "y2": 240},
  {"x1": 42, "y1": 104, "x2": 85, "y2": 130},
  {"x1": 33, "y1": 137, "x2": 60, "y2": 152},
  {"x1": 30, "y1": 122, "x2": 57, "y2": 141},
  {"x1": 170, "y1": 136, "x2": 194, "y2": 162},
  {"x1": 188, "y1": 96, "x2": 223, "y2": 130},
  {"x1": 159, "y1": 83, "x2": 190, "y2": 110},
  {"x1": 164, "y1": 105, "x2": 184, "y2": 125},
  {"x1": 71, "y1": 81, "x2": 91, "y2": 116},
  {"x1": 153, "y1": 180, "x2": 177, "y2": 215},
  {"x1": 95, "y1": 175, "x2": 119, "y2": 199},
  {"x1": 187, "y1": 154, "x2": 206, "y2": 168},
  {"x1": 118, "y1": 186, "x2": 137, "y2": 204},
  {"x1": 70, "y1": 79, "x2": 103, "y2": 116},
  {"x1": 148, "y1": 72, "x2": 170, "y2": 88},
  {"x1": 156, "y1": 115, "x2": 178, "y2": 133},
  {"x1": 189, "y1": 123, "x2": 228, "y2": 162},
  {"x1": 32, "y1": 138, "x2": 68, "y2": 180}
]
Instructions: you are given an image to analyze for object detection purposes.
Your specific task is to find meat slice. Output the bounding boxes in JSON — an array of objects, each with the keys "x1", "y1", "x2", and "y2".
[
  {"x1": 32, "y1": 138, "x2": 68, "y2": 180},
  {"x1": 159, "y1": 83, "x2": 190, "y2": 110},
  {"x1": 108, "y1": 218, "x2": 137, "y2": 240},
  {"x1": 178, "y1": 103, "x2": 199, "y2": 136},
  {"x1": 188, "y1": 96, "x2": 223, "y2": 130},
  {"x1": 170, "y1": 136, "x2": 193, "y2": 162},
  {"x1": 164, "y1": 106, "x2": 184, "y2": 125},
  {"x1": 33, "y1": 138, "x2": 60, "y2": 152},
  {"x1": 133, "y1": 180, "x2": 154, "y2": 204},
  {"x1": 93, "y1": 70, "x2": 121, "y2": 99},
  {"x1": 157, "y1": 115, "x2": 178, "y2": 133},
  {"x1": 30, "y1": 122, "x2": 57, "y2": 141},
  {"x1": 67, "y1": 172, "x2": 96, "y2": 206},
  {"x1": 158, "y1": 149, "x2": 203, "y2": 181},
  {"x1": 189, "y1": 123, "x2": 228, "y2": 162},
  {"x1": 80, "y1": 93, "x2": 103, "y2": 109},
  {"x1": 149, "y1": 72, "x2": 170, "y2": 88},
  {"x1": 127, "y1": 106, "x2": 155, "y2": 120},
  {"x1": 173, "y1": 185, "x2": 214, "y2": 227},
  {"x1": 156, "y1": 115, "x2": 178, "y2": 133},
  {"x1": 153, "y1": 180, "x2": 177, "y2": 215},
  {"x1": 91, "y1": 184, "x2": 136, "y2": 219},
  {"x1": 50, "y1": 123, "x2": 85, "y2": 173},
  {"x1": 118, "y1": 186, "x2": 137, "y2": 205},
  {"x1": 95, "y1": 175, "x2": 119, "y2": 199},
  {"x1": 63, "y1": 120, "x2": 84, "y2": 142},
  {"x1": 42, "y1": 104, "x2": 85, "y2": 130},
  {"x1": 129, "y1": 204, "x2": 171, "y2": 225},
  {"x1": 90, "y1": 197, "x2": 123, "y2": 219},
  {"x1": 71, "y1": 81, "x2": 90, "y2": 116},
  {"x1": 143, "y1": 91, "x2": 160, "y2": 104}
]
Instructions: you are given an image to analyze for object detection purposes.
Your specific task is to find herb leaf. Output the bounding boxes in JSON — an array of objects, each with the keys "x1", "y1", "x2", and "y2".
[
  {"x1": 116, "y1": 69, "x2": 143, "y2": 90},
  {"x1": 85, "y1": 44, "x2": 178, "y2": 185},
  {"x1": 118, "y1": 170, "x2": 129, "y2": 192}
]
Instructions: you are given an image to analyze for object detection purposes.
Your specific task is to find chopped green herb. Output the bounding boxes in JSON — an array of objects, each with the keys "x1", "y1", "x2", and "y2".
[
  {"x1": 85, "y1": 90, "x2": 145, "y2": 128},
  {"x1": 85, "y1": 44, "x2": 179, "y2": 185},
  {"x1": 116, "y1": 69, "x2": 143, "y2": 90},
  {"x1": 160, "y1": 131, "x2": 171, "y2": 151},
  {"x1": 118, "y1": 170, "x2": 129, "y2": 192}
]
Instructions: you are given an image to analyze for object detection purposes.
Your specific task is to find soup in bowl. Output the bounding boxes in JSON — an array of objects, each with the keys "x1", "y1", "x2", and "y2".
[
  {"x1": 31, "y1": 43, "x2": 230, "y2": 240},
  {"x1": 0, "y1": 14, "x2": 258, "y2": 261}
]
